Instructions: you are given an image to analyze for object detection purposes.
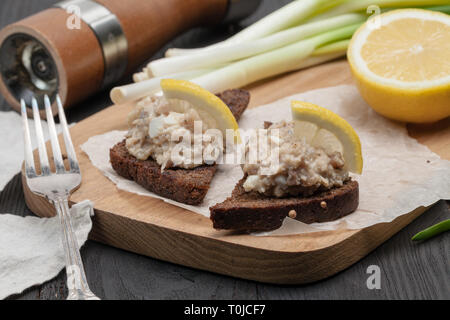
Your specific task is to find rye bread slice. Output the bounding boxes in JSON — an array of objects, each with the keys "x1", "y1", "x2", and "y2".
[
  {"x1": 210, "y1": 178, "x2": 359, "y2": 232},
  {"x1": 110, "y1": 89, "x2": 250, "y2": 205}
]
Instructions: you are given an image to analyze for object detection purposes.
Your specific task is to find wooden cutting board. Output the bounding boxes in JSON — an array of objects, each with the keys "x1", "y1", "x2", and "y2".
[{"x1": 23, "y1": 59, "x2": 450, "y2": 284}]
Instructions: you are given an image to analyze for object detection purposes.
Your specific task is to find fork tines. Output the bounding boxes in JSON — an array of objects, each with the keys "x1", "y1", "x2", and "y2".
[{"x1": 21, "y1": 95, "x2": 79, "y2": 177}]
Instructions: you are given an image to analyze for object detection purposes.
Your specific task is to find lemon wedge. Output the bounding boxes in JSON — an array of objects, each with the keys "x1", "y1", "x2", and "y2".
[
  {"x1": 160, "y1": 79, "x2": 239, "y2": 140},
  {"x1": 348, "y1": 9, "x2": 450, "y2": 123},
  {"x1": 291, "y1": 100, "x2": 363, "y2": 174}
]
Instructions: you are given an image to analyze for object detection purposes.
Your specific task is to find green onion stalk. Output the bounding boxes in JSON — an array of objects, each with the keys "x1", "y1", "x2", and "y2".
[
  {"x1": 113, "y1": 38, "x2": 351, "y2": 103},
  {"x1": 412, "y1": 219, "x2": 450, "y2": 241},
  {"x1": 151, "y1": 13, "x2": 365, "y2": 77},
  {"x1": 166, "y1": 0, "x2": 345, "y2": 57},
  {"x1": 111, "y1": 1, "x2": 450, "y2": 102},
  {"x1": 191, "y1": 23, "x2": 361, "y2": 94},
  {"x1": 167, "y1": 0, "x2": 450, "y2": 57},
  {"x1": 111, "y1": 68, "x2": 214, "y2": 104},
  {"x1": 309, "y1": 0, "x2": 450, "y2": 20}
]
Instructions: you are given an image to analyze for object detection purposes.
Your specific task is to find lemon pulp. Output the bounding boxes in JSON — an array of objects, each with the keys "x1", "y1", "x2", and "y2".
[{"x1": 348, "y1": 9, "x2": 450, "y2": 123}]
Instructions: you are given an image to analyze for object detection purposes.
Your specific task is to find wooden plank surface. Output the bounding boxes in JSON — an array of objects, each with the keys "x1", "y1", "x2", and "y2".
[{"x1": 0, "y1": 0, "x2": 449, "y2": 299}]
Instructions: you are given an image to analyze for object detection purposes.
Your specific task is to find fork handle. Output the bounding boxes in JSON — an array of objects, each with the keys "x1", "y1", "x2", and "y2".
[{"x1": 53, "y1": 197, "x2": 99, "y2": 300}]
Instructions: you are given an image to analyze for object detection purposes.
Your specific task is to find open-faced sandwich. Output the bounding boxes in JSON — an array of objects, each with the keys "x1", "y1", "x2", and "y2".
[
  {"x1": 210, "y1": 100, "x2": 363, "y2": 233},
  {"x1": 110, "y1": 79, "x2": 249, "y2": 205}
]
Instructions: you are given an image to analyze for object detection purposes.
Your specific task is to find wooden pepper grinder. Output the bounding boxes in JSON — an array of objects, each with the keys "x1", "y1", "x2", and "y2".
[{"x1": 0, "y1": 0, "x2": 260, "y2": 116}]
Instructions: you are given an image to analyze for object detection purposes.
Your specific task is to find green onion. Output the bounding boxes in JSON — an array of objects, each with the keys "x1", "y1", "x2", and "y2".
[
  {"x1": 151, "y1": 13, "x2": 365, "y2": 77},
  {"x1": 165, "y1": 0, "x2": 346, "y2": 57},
  {"x1": 119, "y1": 0, "x2": 450, "y2": 103},
  {"x1": 292, "y1": 46, "x2": 348, "y2": 69},
  {"x1": 312, "y1": 39, "x2": 350, "y2": 55},
  {"x1": 223, "y1": 0, "x2": 342, "y2": 44},
  {"x1": 113, "y1": 39, "x2": 350, "y2": 103},
  {"x1": 110, "y1": 69, "x2": 213, "y2": 104},
  {"x1": 166, "y1": 0, "x2": 448, "y2": 57},
  {"x1": 309, "y1": 0, "x2": 450, "y2": 20},
  {"x1": 412, "y1": 219, "x2": 450, "y2": 241},
  {"x1": 190, "y1": 23, "x2": 361, "y2": 94}
]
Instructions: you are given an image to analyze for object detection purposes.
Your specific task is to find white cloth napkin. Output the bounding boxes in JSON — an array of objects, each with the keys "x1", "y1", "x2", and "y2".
[
  {"x1": 0, "y1": 110, "x2": 93, "y2": 299},
  {"x1": 0, "y1": 200, "x2": 94, "y2": 300}
]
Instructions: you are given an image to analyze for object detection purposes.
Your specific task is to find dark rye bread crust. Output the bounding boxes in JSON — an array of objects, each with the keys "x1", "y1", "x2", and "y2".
[
  {"x1": 110, "y1": 89, "x2": 250, "y2": 205},
  {"x1": 210, "y1": 178, "x2": 359, "y2": 232}
]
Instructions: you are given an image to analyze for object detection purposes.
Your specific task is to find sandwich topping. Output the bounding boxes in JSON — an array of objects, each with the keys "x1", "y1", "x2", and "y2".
[
  {"x1": 242, "y1": 121, "x2": 349, "y2": 198},
  {"x1": 125, "y1": 96, "x2": 221, "y2": 170}
]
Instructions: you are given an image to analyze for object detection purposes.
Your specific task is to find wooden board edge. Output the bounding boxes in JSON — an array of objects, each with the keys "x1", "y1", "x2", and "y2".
[{"x1": 22, "y1": 169, "x2": 429, "y2": 284}]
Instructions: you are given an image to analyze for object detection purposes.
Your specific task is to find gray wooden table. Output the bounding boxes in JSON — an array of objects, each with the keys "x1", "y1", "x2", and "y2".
[{"x1": 0, "y1": 0, "x2": 448, "y2": 300}]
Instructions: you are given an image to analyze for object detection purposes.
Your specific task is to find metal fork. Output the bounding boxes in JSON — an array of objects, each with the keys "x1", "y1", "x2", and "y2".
[{"x1": 21, "y1": 95, "x2": 99, "y2": 300}]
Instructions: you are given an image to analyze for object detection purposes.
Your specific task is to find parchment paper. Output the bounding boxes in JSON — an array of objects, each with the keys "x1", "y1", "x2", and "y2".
[{"x1": 81, "y1": 85, "x2": 450, "y2": 235}]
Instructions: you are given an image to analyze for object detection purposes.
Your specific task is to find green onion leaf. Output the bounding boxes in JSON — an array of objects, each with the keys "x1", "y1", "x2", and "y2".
[{"x1": 412, "y1": 219, "x2": 450, "y2": 241}]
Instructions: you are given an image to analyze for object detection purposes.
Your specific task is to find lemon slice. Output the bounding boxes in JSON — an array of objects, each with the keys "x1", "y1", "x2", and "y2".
[
  {"x1": 348, "y1": 9, "x2": 450, "y2": 123},
  {"x1": 160, "y1": 79, "x2": 239, "y2": 139},
  {"x1": 291, "y1": 100, "x2": 363, "y2": 174}
]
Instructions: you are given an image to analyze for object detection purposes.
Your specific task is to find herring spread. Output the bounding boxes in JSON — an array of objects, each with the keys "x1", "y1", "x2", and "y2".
[
  {"x1": 242, "y1": 121, "x2": 349, "y2": 198},
  {"x1": 125, "y1": 96, "x2": 221, "y2": 169}
]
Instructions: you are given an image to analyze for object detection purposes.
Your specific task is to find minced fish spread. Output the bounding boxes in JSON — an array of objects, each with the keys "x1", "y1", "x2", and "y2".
[
  {"x1": 125, "y1": 96, "x2": 221, "y2": 169},
  {"x1": 242, "y1": 121, "x2": 349, "y2": 197}
]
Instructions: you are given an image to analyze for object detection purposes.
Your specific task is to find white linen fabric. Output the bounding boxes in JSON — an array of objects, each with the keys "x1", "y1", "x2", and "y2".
[{"x1": 0, "y1": 200, "x2": 94, "y2": 299}]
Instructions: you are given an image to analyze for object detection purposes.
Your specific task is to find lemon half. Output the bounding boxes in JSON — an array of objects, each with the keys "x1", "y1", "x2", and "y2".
[
  {"x1": 348, "y1": 9, "x2": 450, "y2": 123},
  {"x1": 291, "y1": 100, "x2": 363, "y2": 174},
  {"x1": 160, "y1": 79, "x2": 239, "y2": 140}
]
